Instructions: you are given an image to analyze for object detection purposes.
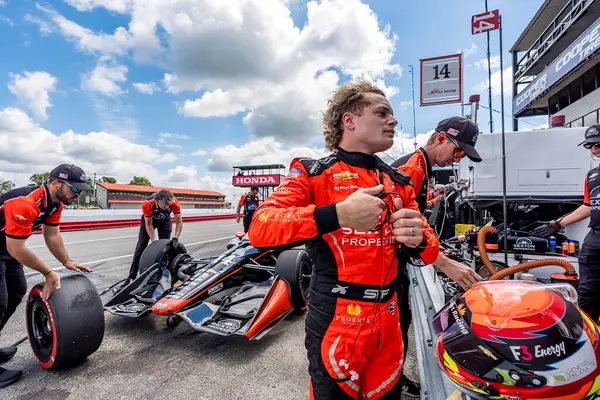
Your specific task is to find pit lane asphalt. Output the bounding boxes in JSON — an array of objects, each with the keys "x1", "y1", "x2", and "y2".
[{"x1": 1, "y1": 219, "x2": 419, "y2": 399}]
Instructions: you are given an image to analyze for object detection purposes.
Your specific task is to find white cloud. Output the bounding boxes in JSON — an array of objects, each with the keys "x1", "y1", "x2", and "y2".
[
  {"x1": 0, "y1": 0, "x2": 6, "y2": 6},
  {"x1": 473, "y1": 66, "x2": 513, "y2": 97},
  {"x1": 398, "y1": 100, "x2": 413, "y2": 110},
  {"x1": 81, "y1": 62, "x2": 128, "y2": 96},
  {"x1": 142, "y1": 0, "x2": 401, "y2": 144},
  {"x1": 164, "y1": 143, "x2": 182, "y2": 149},
  {"x1": 0, "y1": 16, "x2": 12, "y2": 27},
  {"x1": 8, "y1": 71, "x2": 58, "y2": 121},
  {"x1": 166, "y1": 165, "x2": 197, "y2": 183},
  {"x1": 132, "y1": 81, "x2": 160, "y2": 94},
  {"x1": 35, "y1": 4, "x2": 133, "y2": 56},
  {"x1": 24, "y1": 14, "x2": 53, "y2": 35},
  {"x1": 457, "y1": 42, "x2": 478, "y2": 58},
  {"x1": 65, "y1": 0, "x2": 133, "y2": 13},
  {"x1": 189, "y1": 149, "x2": 207, "y2": 156},
  {"x1": 206, "y1": 137, "x2": 328, "y2": 172},
  {"x1": 159, "y1": 133, "x2": 189, "y2": 140},
  {"x1": 473, "y1": 56, "x2": 501, "y2": 70},
  {"x1": 0, "y1": 107, "x2": 177, "y2": 186}
]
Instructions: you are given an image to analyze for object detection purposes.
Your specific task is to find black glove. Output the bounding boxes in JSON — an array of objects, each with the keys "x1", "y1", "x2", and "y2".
[{"x1": 533, "y1": 220, "x2": 561, "y2": 237}]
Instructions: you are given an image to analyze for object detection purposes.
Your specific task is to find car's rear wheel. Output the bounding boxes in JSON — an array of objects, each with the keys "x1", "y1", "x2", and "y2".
[
  {"x1": 139, "y1": 239, "x2": 187, "y2": 275},
  {"x1": 26, "y1": 275, "x2": 104, "y2": 370},
  {"x1": 274, "y1": 249, "x2": 312, "y2": 311}
]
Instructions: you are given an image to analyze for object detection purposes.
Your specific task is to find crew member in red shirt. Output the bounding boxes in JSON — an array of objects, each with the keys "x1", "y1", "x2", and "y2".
[
  {"x1": 0, "y1": 164, "x2": 92, "y2": 388},
  {"x1": 126, "y1": 189, "x2": 182, "y2": 281},
  {"x1": 248, "y1": 80, "x2": 439, "y2": 400},
  {"x1": 236, "y1": 186, "x2": 260, "y2": 233}
]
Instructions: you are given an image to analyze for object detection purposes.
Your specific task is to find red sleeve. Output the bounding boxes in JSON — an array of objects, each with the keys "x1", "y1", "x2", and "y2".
[
  {"x1": 171, "y1": 198, "x2": 181, "y2": 214},
  {"x1": 248, "y1": 159, "x2": 340, "y2": 248},
  {"x1": 399, "y1": 184, "x2": 440, "y2": 266},
  {"x1": 3, "y1": 198, "x2": 38, "y2": 239},
  {"x1": 142, "y1": 200, "x2": 153, "y2": 218},
  {"x1": 397, "y1": 163, "x2": 425, "y2": 197},
  {"x1": 238, "y1": 195, "x2": 245, "y2": 207},
  {"x1": 584, "y1": 176, "x2": 590, "y2": 205},
  {"x1": 43, "y1": 202, "x2": 63, "y2": 226}
]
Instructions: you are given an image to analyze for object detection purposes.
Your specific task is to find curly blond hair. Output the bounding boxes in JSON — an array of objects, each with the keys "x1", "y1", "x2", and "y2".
[{"x1": 322, "y1": 80, "x2": 386, "y2": 151}]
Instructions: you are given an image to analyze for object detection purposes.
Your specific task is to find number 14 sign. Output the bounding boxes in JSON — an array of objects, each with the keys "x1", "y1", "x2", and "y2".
[{"x1": 472, "y1": 9, "x2": 500, "y2": 35}]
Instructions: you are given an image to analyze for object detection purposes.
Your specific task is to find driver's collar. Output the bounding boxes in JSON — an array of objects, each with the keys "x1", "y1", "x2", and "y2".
[{"x1": 335, "y1": 146, "x2": 381, "y2": 170}]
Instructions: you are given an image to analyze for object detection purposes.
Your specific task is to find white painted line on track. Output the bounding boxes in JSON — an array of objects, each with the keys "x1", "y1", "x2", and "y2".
[
  {"x1": 219, "y1": 223, "x2": 241, "y2": 227},
  {"x1": 29, "y1": 234, "x2": 139, "y2": 249},
  {"x1": 24, "y1": 236, "x2": 234, "y2": 277}
]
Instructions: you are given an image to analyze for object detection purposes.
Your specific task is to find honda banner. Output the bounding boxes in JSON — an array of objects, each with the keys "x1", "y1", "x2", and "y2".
[
  {"x1": 513, "y1": 16, "x2": 600, "y2": 116},
  {"x1": 232, "y1": 174, "x2": 283, "y2": 187}
]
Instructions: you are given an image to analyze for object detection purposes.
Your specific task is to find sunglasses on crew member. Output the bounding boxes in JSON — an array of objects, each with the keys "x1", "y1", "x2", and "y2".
[
  {"x1": 59, "y1": 180, "x2": 83, "y2": 194},
  {"x1": 446, "y1": 135, "x2": 465, "y2": 158},
  {"x1": 584, "y1": 142, "x2": 600, "y2": 149}
]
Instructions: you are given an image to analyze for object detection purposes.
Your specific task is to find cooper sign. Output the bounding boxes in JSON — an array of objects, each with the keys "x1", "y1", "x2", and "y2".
[
  {"x1": 514, "y1": 15, "x2": 600, "y2": 116},
  {"x1": 232, "y1": 174, "x2": 283, "y2": 187}
]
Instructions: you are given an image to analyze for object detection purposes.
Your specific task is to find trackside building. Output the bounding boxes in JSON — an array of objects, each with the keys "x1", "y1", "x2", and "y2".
[
  {"x1": 95, "y1": 183, "x2": 226, "y2": 210},
  {"x1": 512, "y1": 0, "x2": 600, "y2": 129}
]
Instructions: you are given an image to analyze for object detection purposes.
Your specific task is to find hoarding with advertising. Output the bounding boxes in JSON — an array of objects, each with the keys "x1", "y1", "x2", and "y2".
[
  {"x1": 232, "y1": 174, "x2": 284, "y2": 187},
  {"x1": 513, "y1": 15, "x2": 600, "y2": 116},
  {"x1": 420, "y1": 53, "x2": 463, "y2": 106}
]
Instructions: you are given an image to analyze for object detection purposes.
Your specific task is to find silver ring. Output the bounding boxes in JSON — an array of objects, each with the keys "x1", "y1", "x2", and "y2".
[{"x1": 409, "y1": 227, "x2": 415, "y2": 236}]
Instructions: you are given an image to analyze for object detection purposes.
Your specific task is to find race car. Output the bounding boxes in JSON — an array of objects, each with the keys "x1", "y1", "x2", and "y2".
[{"x1": 103, "y1": 234, "x2": 313, "y2": 339}]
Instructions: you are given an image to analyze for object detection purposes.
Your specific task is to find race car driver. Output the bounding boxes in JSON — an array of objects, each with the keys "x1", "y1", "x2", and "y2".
[
  {"x1": 0, "y1": 164, "x2": 92, "y2": 388},
  {"x1": 534, "y1": 124, "x2": 600, "y2": 323},
  {"x1": 390, "y1": 116, "x2": 483, "y2": 397},
  {"x1": 248, "y1": 79, "x2": 440, "y2": 400},
  {"x1": 126, "y1": 189, "x2": 182, "y2": 282},
  {"x1": 236, "y1": 186, "x2": 260, "y2": 233}
]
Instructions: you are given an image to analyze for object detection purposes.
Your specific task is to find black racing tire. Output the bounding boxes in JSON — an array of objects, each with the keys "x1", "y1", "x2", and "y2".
[
  {"x1": 139, "y1": 239, "x2": 187, "y2": 275},
  {"x1": 274, "y1": 249, "x2": 313, "y2": 311},
  {"x1": 26, "y1": 275, "x2": 104, "y2": 370}
]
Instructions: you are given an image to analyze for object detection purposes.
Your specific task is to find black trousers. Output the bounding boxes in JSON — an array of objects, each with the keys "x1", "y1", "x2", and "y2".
[
  {"x1": 127, "y1": 217, "x2": 172, "y2": 280},
  {"x1": 243, "y1": 211, "x2": 255, "y2": 233},
  {"x1": 397, "y1": 266, "x2": 411, "y2": 360},
  {"x1": 578, "y1": 230, "x2": 600, "y2": 322},
  {"x1": 0, "y1": 258, "x2": 27, "y2": 333}
]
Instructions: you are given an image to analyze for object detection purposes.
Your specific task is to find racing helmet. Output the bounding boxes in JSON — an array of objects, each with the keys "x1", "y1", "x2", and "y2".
[{"x1": 432, "y1": 280, "x2": 600, "y2": 399}]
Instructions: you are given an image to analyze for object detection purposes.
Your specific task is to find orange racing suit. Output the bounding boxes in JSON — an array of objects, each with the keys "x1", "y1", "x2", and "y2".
[{"x1": 248, "y1": 148, "x2": 439, "y2": 399}]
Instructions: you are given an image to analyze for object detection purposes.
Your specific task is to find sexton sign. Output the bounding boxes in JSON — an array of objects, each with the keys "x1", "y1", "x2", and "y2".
[{"x1": 232, "y1": 174, "x2": 283, "y2": 187}]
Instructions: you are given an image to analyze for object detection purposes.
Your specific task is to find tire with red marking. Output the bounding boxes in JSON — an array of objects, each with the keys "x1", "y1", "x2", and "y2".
[
  {"x1": 26, "y1": 274, "x2": 105, "y2": 370},
  {"x1": 274, "y1": 249, "x2": 313, "y2": 311}
]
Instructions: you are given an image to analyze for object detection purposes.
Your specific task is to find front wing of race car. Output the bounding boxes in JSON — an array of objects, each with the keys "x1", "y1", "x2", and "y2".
[{"x1": 177, "y1": 276, "x2": 294, "y2": 340}]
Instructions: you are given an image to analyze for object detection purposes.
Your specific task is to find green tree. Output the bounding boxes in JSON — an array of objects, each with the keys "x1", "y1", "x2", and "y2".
[
  {"x1": 100, "y1": 176, "x2": 117, "y2": 183},
  {"x1": 130, "y1": 176, "x2": 152, "y2": 186},
  {"x1": 0, "y1": 179, "x2": 15, "y2": 195},
  {"x1": 30, "y1": 172, "x2": 50, "y2": 185}
]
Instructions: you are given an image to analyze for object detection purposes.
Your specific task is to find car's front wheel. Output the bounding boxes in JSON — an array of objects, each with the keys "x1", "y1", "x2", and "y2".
[{"x1": 274, "y1": 249, "x2": 313, "y2": 311}]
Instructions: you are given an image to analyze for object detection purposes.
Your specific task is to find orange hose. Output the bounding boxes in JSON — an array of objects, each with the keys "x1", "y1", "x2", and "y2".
[
  {"x1": 475, "y1": 226, "x2": 577, "y2": 281},
  {"x1": 489, "y1": 258, "x2": 576, "y2": 280},
  {"x1": 477, "y1": 226, "x2": 498, "y2": 276}
]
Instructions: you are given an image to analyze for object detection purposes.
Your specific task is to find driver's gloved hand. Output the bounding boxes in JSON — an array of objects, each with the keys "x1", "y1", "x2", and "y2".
[{"x1": 533, "y1": 220, "x2": 561, "y2": 237}]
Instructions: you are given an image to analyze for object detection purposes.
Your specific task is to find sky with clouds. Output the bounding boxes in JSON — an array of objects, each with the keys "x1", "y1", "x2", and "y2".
[{"x1": 0, "y1": 0, "x2": 548, "y2": 202}]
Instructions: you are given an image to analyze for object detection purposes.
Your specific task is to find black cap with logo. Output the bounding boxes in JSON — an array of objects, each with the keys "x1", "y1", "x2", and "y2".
[
  {"x1": 435, "y1": 117, "x2": 482, "y2": 163},
  {"x1": 578, "y1": 124, "x2": 600, "y2": 146},
  {"x1": 50, "y1": 164, "x2": 92, "y2": 191}
]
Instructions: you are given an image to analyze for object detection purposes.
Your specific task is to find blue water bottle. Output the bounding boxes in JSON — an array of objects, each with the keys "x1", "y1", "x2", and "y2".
[{"x1": 548, "y1": 236, "x2": 557, "y2": 253}]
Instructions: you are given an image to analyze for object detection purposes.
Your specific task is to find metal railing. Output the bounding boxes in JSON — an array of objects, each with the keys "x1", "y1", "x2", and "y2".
[
  {"x1": 408, "y1": 265, "x2": 472, "y2": 400},
  {"x1": 515, "y1": 0, "x2": 594, "y2": 82}
]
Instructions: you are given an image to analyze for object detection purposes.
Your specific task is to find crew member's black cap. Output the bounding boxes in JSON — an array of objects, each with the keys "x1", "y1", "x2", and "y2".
[
  {"x1": 578, "y1": 124, "x2": 600, "y2": 146},
  {"x1": 435, "y1": 117, "x2": 482, "y2": 163},
  {"x1": 49, "y1": 164, "x2": 92, "y2": 191}
]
